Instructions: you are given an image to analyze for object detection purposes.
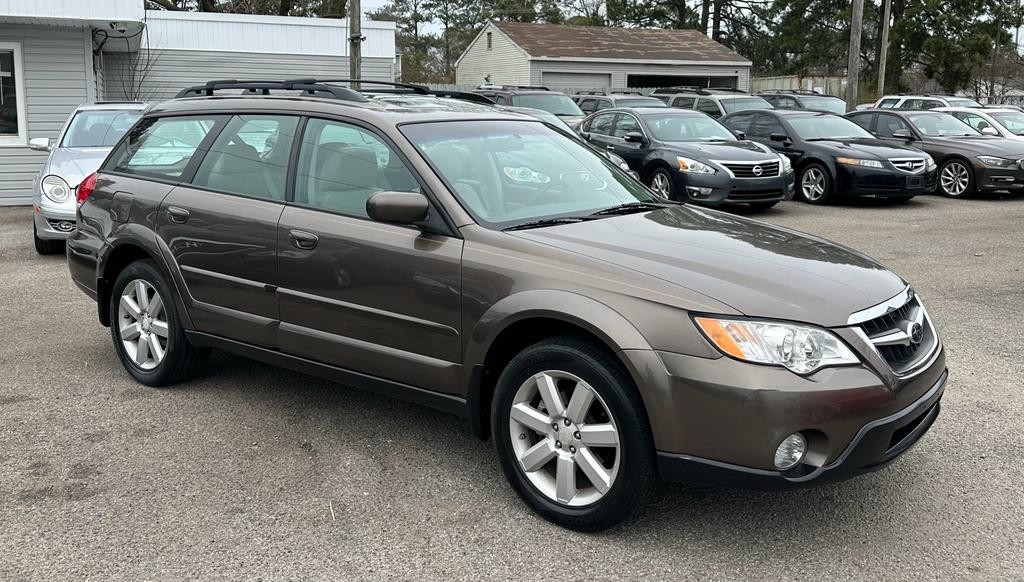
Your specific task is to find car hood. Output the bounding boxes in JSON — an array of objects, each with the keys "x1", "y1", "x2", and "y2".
[
  {"x1": 44, "y1": 147, "x2": 112, "y2": 188},
  {"x1": 667, "y1": 140, "x2": 775, "y2": 159},
  {"x1": 921, "y1": 135, "x2": 1024, "y2": 156},
  {"x1": 808, "y1": 138, "x2": 927, "y2": 158},
  {"x1": 513, "y1": 205, "x2": 905, "y2": 327}
]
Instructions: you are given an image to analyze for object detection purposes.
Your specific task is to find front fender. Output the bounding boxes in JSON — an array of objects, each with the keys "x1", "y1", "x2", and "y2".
[{"x1": 465, "y1": 289, "x2": 653, "y2": 370}]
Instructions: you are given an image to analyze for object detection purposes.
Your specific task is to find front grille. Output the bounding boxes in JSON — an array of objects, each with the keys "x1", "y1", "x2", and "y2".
[
  {"x1": 858, "y1": 294, "x2": 935, "y2": 374},
  {"x1": 717, "y1": 160, "x2": 780, "y2": 178},
  {"x1": 890, "y1": 158, "x2": 927, "y2": 174},
  {"x1": 725, "y1": 189, "x2": 786, "y2": 201}
]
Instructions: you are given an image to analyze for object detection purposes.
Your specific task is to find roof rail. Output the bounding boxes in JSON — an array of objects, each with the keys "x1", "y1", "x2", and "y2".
[
  {"x1": 93, "y1": 100, "x2": 148, "y2": 105},
  {"x1": 476, "y1": 84, "x2": 550, "y2": 91},
  {"x1": 757, "y1": 89, "x2": 825, "y2": 96},
  {"x1": 175, "y1": 79, "x2": 368, "y2": 101},
  {"x1": 650, "y1": 85, "x2": 704, "y2": 94},
  {"x1": 705, "y1": 86, "x2": 747, "y2": 94},
  {"x1": 365, "y1": 87, "x2": 496, "y2": 105}
]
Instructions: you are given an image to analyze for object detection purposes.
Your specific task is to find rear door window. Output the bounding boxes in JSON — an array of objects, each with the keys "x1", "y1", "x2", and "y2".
[
  {"x1": 696, "y1": 98, "x2": 722, "y2": 117},
  {"x1": 110, "y1": 115, "x2": 221, "y2": 179},
  {"x1": 671, "y1": 96, "x2": 695, "y2": 108},
  {"x1": 190, "y1": 115, "x2": 299, "y2": 200},
  {"x1": 722, "y1": 112, "x2": 754, "y2": 133},
  {"x1": 847, "y1": 113, "x2": 876, "y2": 131},
  {"x1": 877, "y1": 98, "x2": 900, "y2": 109}
]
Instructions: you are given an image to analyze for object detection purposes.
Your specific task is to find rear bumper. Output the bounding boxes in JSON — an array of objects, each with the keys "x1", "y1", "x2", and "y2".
[
  {"x1": 837, "y1": 166, "x2": 937, "y2": 198},
  {"x1": 657, "y1": 369, "x2": 946, "y2": 490}
]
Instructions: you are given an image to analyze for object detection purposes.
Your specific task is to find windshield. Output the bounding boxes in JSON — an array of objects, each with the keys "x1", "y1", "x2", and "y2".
[
  {"x1": 401, "y1": 120, "x2": 657, "y2": 228},
  {"x1": 512, "y1": 94, "x2": 584, "y2": 117},
  {"x1": 645, "y1": 113, "x2": 736, "y2": 141},
  {"x1": 721, "y1": 97, "x2": 773, "y2": 113},
  {"x1": 62, "y1": 109, "x2": 142, "y2": 147},
  {"x1": 948, "y1": 98, "x2": 983, "y2": 108},
  {"x1": 906, "y1": 112, "x2": 979, "y2": 136},
  {"x1": 989, "y1": 111, "x2": 1024, "y2": 135},
  {"x1": 788, "y1": 115, "x2": 875, "y2": 140},
  {"x1": 801, "y1": 97, "x2": 847, "y2": 114},
  {"x1": 617, "y1": 98, "x2": 667, "y2": 108}
]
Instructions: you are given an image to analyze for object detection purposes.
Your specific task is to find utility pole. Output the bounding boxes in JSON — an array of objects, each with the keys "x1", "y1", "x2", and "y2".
[
  {"x1": 845, "y1": 0, "x2": 864, "y2": 111},
  {"x1": 349, "y1": 0, "x2": 363, "y2": 90},
  {"x1": 877, "y1": 0, "x2": 891, "y2": 98}
]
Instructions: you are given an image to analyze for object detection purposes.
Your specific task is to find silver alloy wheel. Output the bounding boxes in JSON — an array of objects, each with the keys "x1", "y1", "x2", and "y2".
[
  {"x1": 650, "y1": 172, "x2": 671, "y2": 197},
  {"x1": 117, "y1": 279, "x2": 168, "y2": 370},
  {"x1": 508, "y1": 370, "x2": 620, "y2": 507},
  {"x1": 800, "y1": 167, "x2": 826, "y2": 201},
  {"x1": 940, "y1": 161, "x2": 970, "y2": 196}
]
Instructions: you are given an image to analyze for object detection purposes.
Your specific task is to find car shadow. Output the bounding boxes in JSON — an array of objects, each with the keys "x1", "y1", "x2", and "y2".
[{"x1": 180, "y1": 350, "x2": 927, "y2": 544}]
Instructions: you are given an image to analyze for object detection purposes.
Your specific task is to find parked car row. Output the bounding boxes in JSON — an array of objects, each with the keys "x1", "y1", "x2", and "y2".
[{"x1": 59, "y1": 78, "x2": 948, "y2": 532}]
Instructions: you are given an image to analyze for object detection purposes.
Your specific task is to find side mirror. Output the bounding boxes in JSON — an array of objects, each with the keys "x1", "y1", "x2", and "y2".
[
  {"x1": 734, "y1": 130, "x2": 746, "y2": 140},
  {"x1": 29, "y1": 137, "x2": 52, "y2": 152},
  {"x1": 980, "y1": 126, "x2": 998, "y2": 136},
  {"x1": 624, "y1": 131, "x2": 646, "y2": 144},
  {"x1": 579, "y1": 131, "x2": 592, "y2": 141},
  {"x1": 769, "y1": 132, "x2": 790, "y2": 144},
  {"x1": 366, "y1": 191, "x2": 429, "y2": 225},
  {"x1": 891, "y1": 129, "x2": 913, "y2": 140}
]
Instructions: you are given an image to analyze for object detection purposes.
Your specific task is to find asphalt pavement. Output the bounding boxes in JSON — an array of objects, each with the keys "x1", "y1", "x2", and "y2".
[{"x1": 1, "y1": 195, "x2": 1022, "y2": 581}]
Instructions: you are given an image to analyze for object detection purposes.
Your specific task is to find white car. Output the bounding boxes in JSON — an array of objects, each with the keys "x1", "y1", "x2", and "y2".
[
  {"x1": 30, "y1": 102, "x2": 146, "y2": 254},
  {"x1": 935, "y1": 107, "x2": 1024, "y2": 141},
  {"x1": 872, "y1": 94, "x2": 983, "y2": 109}
]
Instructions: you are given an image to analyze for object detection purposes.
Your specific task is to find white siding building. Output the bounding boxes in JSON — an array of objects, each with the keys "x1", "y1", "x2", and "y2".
[
  {"x1": 0, "y1": 1, "x2": 398, "y2": 205},
  {"x1": 456, "y1": 21, "x2": 751, "y2": 92}
]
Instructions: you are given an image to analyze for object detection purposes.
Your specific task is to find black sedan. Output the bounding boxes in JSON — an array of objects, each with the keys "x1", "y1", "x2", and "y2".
[
  {"x1": 721, "y1": 109, "x2": 938, "y2": 204},
  {"x1": 847, "y1": 109, "x2": 1024, "y2": 197},
  {"x1": 578, "y1": 107, "x2": 796, "y2": 208}
]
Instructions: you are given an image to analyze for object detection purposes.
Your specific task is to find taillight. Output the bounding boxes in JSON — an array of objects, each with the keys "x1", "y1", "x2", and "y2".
[{"x1": 76, "y1": 172, "x2": 97, "y2": 205}]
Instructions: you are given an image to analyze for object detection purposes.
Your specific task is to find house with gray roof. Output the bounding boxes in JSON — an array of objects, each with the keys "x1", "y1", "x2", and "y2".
[{"x1": 455, "y1": 21, "x2": 752, "y2": 91}]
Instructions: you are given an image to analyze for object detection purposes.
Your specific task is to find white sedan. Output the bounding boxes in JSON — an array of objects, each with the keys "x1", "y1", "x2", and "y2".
[{"x1": 935, "y1": 106, "x2": 1024, "y2": 140}]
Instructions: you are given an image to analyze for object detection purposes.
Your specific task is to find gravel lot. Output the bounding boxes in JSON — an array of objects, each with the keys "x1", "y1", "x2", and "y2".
[{"x1": 1, "y1": 195, "x2": 1022, "y2": 581}]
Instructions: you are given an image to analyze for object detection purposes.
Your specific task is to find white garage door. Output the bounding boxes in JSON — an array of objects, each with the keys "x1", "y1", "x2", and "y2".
[{"x1": 540, "y1": 72, "x2": 612, "y2": 88}]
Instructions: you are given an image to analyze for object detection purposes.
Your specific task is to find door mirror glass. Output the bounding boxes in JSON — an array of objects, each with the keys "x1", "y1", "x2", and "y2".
[
  {"x1": 623, "y1": 131, "x2": 645, "y2": 143},
  {"x1": 366, "y1": 191, "x2": 429, "y2": 224},
  {"x1": 891, "y1": 129, "x2": 912, "y2": 139},
  {"x1": 28, "y1": 137, "x2": 52, "y2": 151}
]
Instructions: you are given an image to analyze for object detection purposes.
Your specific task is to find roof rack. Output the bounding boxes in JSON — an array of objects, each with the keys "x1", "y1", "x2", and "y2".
[
  {"x1": 175, "y1": 79, "x2": 369, "y2": 101},
  {"x1": 705, "y1": 86, "x2": 747, "y2": 94},
  {"x1": 476, "y1": 84, "x2": 550, "y2": 91},
  {"x1": 650, "y1": 85, "x2": 704, "y2": 94},
  {"x1": 93, "y1": 100, "x2": 148, "y2": 105},
  {"x1": 573, "y1": 90, "x2": 644, "y2": 96},
  {"x1": 757, "y1": 89, "x2": 825, "y2": 96},
  {"x1": 364, "y1": 87, "x2": 495, "y2": 105}
]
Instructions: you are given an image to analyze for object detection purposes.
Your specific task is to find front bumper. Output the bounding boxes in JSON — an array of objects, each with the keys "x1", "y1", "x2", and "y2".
[
  {"x1": 33, "y1": 204, "x2": 77, "y2": 240},
  {"x1": 656, "y1": 369, "x2": 945, "y2": 490},
  {"x1": 836, "y1": 166, "x2": 938, "y2": 198},
  {"x1": 674, "y1": 171, "x2": 796, "y2": 205},
  {"x1": 975, "y1": 165, "x2": 1024, "y2": 193}
]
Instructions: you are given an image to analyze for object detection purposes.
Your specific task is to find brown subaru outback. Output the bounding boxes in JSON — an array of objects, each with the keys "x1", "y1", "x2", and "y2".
[{"x1": 67, "y1": 80, "x2": 947, "y2": 532}]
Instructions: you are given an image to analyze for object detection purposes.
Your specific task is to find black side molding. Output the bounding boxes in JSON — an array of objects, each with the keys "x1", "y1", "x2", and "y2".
[{"x1": 186, "y1": 331, "x2": 469, "y2": 418}]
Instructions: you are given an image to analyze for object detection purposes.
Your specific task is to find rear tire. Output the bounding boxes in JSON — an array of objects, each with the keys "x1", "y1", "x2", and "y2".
[
  {"x1": 109, "y1": 260, "x2": 209, "y2": 387},
  {"x1": 491, "y1": 336, "x2": 656, "y2": 532},
  {"x1": 33, "y1": 223, "x2": 64, "y2": 255}
]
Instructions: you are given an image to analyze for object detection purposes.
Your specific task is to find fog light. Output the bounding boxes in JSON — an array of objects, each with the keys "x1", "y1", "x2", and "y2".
[
  {"x1": 774, "y1": 433, "x2": 806, "y2": 470},
  {"x1": 686, "y1": 186, "x2": 713, "y2": 198}
]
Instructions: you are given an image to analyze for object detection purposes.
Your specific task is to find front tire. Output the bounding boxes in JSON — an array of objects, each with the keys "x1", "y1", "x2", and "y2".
[
  {"x1": 938, "y1": 159, "x2": 975, "y2": 197},
  {"x1": 109, "y1": 260, "x2": 208, "y2": 387},
  {"x1": 33, "y1": 223, "x2": 64, "y2": 255},
  {"x1": 798, "y1": 162, "x2": 833, "y2": 204},
  {"x1": 648, "y1": 167, "x2": 676, "y2": 200},
  {"x1": 491, "y1": 337, "x2": 655, "y2": 532}
]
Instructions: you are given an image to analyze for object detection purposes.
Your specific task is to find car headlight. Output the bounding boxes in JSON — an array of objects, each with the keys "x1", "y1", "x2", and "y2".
[
  {"x1": 677, "y1": 156, "x2": 716, "y2": 174},
  {"x1": 694, "y1": 316, "x2": 859, "y2": 374},
  {"x1": 924, "y1": 154, "x2": 937, "y2": 170},
  {"x1": 41, "y1": 175, "x2": 71, "y2": 203},
  {"x1": 836, "y1": 156, "x2": 884, "y2": 168},
  {"x1": 977, "y1": 155, "x2": 1014, "y2": 168},
  {"x1": 778, "y1": 154, "x2": 793, "y2": 174}
]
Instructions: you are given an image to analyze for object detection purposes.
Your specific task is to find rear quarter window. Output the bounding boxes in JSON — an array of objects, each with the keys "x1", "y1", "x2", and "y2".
[{"x1": 108, "y1": 115, "x2": 222, "y2": 180}]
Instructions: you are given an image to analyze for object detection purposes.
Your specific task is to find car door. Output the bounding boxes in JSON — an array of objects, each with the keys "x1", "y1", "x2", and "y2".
[
  {"x1": 275, "y1": 117, "x2": 463, "y2": 394},
  {"x1": 581, "y1": 111, "x2": 618, "y2": 152},
  {"x1": 156, "y1": 113, "x2": 299, "y2": 348},
  {"x1": 749, "y1": 113, "x2": 801, "y2": 161},
  {"x1": 607, "y1": 112, "x2": 647, "y2": 170}
]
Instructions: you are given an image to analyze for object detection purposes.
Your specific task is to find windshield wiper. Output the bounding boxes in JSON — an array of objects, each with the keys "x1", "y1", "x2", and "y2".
[
  {"x1": 589, "y1": 202, "x2": 669, "y2": 216},
  {"x1": 503, "y1": 217, "x2": 589, "y2": 231}
]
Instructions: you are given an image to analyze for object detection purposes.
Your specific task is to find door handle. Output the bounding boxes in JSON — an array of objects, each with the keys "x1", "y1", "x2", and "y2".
[
  {"x1": 606, "y1": 145, "x2": 616, "y2": 150},
  {"x1": 166, "y1": 206, "x2": 189, "y2": 224},
  {"x1": 289, "y1": 229, "x2": 319, "y2": 250}
]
